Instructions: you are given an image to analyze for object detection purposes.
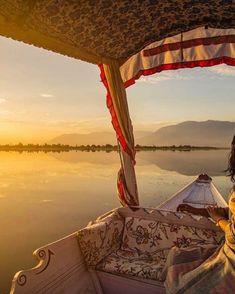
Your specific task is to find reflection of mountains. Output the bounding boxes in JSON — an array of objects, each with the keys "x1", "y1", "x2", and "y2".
[
  {"x1": 50, "y1": 151, "x2": 119, "y2": 165},
  {"x1": 137, "y1": 150, "x2": 229, "y2": 176},
  {"x1": 51, "y1": 150, "x2": 230, "y2": 177}
]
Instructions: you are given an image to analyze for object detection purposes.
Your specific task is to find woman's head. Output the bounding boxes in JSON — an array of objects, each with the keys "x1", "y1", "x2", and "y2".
[{"x1": 227, "y1": 135, "x2": 235, "y2": 183}]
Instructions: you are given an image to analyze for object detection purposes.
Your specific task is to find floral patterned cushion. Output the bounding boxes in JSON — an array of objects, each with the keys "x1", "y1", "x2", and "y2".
[
  {"x1": 96, "y1": 248, "x2": 168, "y2": 281},
  {"x1": 121, "y1": 217, "x2": 222, "y2": 255},
  {"x1": 77, "y1": 211, "x2": 124, "y2": 267},
  {"x1": 78, "y1": 211, "x2": 223, "y2": 283}
]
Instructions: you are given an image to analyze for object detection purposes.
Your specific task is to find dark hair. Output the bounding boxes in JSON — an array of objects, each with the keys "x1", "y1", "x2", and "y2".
[{"x1": 227, "y1": 135, "x2": 235, "y2": 183}]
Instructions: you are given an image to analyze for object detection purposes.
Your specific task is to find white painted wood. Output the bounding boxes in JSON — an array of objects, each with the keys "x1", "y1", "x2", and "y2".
[
  {"x1": 117, "y1": 207, "x2": 222, "y2": 231},
  {"x1": 97, "y1": 271, "x2": 165, "y2": 294},
  {"x1": 10, "y1": 232, "x2": 103, "y2": 294}
]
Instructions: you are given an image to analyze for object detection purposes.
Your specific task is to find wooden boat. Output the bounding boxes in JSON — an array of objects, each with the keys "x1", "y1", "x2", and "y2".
[
  {"x1": 158, "y1": 174, "x2": 228, "y2": 210},
  {"x1": 10, "y1": 175, "x2": 226, "y2": 294},
  {"x1": 1, "y1": 1, "x2": 234, "y2": 293}
]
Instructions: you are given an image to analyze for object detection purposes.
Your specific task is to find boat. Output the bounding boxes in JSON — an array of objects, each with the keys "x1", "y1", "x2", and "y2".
[
  {"x1": 1, "y1": 1, "x2": 234, "y2": 293},
  {"x1": 11, "y1": 175, "x2": 227, "y2": 294},
  {"x1": 158, "y1": 174, "x2": 228, "y2": 211},
  {"x1": 10, "y1": 175, "x2": 226, "y2": 294}
]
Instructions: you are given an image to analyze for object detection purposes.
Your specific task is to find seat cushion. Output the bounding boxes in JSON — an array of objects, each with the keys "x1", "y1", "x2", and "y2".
[
  {"x1": 121, "y1": 216, "x2": 222, "y2": 255},
  {"x1": 78, "y1": 211, "x2": 124, "y2": 267},
  {"x1": 96, "y1": 249, "x2": 168, "y2": 281}
]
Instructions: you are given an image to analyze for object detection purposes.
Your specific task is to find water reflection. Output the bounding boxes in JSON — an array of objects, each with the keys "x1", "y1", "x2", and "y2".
[
  {"x1": 137, "y1": 150, "x2": 230, "y2": 176},
  {"x1": 49, "y1": 149, "x2": 230, "y2": 176},
  {"x1": 0, "y1": 150, "x2": 232, "y2": 293},
  {"x1": 51, "y1": 150, "x2": 119, "y2": 165}
]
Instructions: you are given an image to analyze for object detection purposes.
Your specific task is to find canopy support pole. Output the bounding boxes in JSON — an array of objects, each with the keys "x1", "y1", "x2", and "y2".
[{"x1": 99, "y1": 60, "x2": 139, "y2": 206}]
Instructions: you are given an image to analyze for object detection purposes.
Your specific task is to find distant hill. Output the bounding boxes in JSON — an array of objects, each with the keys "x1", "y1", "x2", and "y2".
[
  {"x1": 48, "y1": 131, "x2": 151, "y2": 146},
  {"x1": 48, "y1": 132, "x2": 116, "y2": 146},
  {"x1": 138, "y1": 120, "x2": 235, "y2": 147},
  {"x1": 48, "y1": 121, "x2": 234, "y2": 147}
]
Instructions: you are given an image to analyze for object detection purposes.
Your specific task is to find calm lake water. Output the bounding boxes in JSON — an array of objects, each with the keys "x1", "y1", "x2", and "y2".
[{"x1": 0, "y1": 150, "x2": 233, "y2": 293}]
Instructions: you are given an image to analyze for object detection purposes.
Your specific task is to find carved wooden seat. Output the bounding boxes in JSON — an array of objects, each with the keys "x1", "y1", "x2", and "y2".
[
  {"x1": 10, "y1": 207, "x2": 223, "y2": 294},
  {"x1": 77, "y1": 207, "x2": 224, "y2": 291}
]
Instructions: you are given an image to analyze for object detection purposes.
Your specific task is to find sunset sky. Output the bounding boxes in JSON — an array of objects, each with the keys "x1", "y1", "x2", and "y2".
[{"x1": 0, "y1": 36, "x2": 235, "y2": 144}]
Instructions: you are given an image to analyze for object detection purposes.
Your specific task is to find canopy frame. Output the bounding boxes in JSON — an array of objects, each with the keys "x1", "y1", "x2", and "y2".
[
  {"x1": 0, "y1": 1, "x2": 235, "y2": 207},
  {"x1": 100, "y1": 26, "x2": 235, "y2": 206}
]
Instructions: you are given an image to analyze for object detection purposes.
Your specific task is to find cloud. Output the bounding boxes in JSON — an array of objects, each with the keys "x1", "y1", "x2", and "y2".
[
  {"x1": 40, "y1": 93, "x2": 54, "y2": 98},
  {"x1": 45, "y1": 116, "x2": 109, "y2": 129},
  {"x1": 0, "y1": 98, "x2": 7, "y2": 103},
  {"x1": 134, "y1": 65, "x2": 235, "y2": 83},
  {"x1": 208, "y1": 65, "x2": 235, "y2": 77},
  {"x1": 0, "y1": 109, "x2": 10, "y2": 115},
  {"x1": 136, "y1": 71, "x2": 193, "y2": 84}
]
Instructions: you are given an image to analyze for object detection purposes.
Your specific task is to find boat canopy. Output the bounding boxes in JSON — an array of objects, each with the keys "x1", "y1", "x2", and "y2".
[{"x1": 1, "y1": 1, "x2": 234, "y2": 206}]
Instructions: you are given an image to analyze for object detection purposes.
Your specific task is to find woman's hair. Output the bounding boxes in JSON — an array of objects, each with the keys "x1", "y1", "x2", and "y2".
[{"x1": 227, "y1": 135, "x2": 235, "y2": 183}]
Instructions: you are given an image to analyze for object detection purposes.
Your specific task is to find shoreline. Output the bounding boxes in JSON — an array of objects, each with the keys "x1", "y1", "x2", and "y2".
[{"x1": 0, "y1": 144, "x2": 229, "y2": 153}]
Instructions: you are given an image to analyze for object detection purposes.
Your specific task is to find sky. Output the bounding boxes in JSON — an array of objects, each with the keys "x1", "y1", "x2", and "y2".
[{"x1": 0, "y1": 36, "x2": 234, "y2": 144}]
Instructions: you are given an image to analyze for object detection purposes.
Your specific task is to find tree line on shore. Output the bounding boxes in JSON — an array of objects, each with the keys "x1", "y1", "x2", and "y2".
[{"x1": 0, "y1": 143, "x2": 225, "y2": 153}]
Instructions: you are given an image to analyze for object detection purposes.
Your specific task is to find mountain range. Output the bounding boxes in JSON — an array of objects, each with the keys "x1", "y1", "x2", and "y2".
[
  {"x1": 48, "y1": 120, "x2": 235, "y2": 148},
  {"x1": 48, "y1": 131, "x2": 151, "y2": 146}
]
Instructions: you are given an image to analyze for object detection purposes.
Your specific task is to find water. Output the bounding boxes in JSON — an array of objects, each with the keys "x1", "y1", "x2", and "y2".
[{"x1": 0, "y1": 150, "x2": 232, "y2": 293}]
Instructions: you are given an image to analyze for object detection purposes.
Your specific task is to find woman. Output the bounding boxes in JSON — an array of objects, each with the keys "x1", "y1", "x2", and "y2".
[{"x1": 163, "y1": 135, "x2": 235, "y2": 294}]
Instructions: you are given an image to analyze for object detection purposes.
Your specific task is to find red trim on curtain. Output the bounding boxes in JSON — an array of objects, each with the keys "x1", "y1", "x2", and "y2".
[
  {"x1": 144, "y1": 35, "x2": 235, "y2": 57},
  {"x1": 99, "y1": 64, "x2": 133, "y2": 157},
  {"x1": 117, "y1": 168, "x2": 138, "y2": 206},
  {"x1": 124, "y1": 57, "x2": 235, "y2": 88}
]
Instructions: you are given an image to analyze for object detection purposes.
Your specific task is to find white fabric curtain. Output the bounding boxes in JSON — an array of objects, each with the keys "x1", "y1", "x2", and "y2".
[{"x1": 101, "y1": 60, "x2": 139, "y2": 206}]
